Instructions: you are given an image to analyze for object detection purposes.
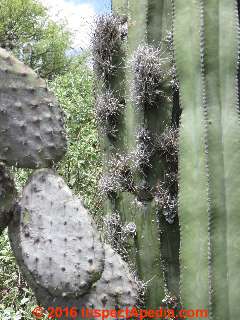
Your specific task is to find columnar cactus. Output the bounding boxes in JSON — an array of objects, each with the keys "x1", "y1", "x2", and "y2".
[
  {"x1": 93, "y1": 0, "x2": 181, "y2": 309},
  {"x1": 173, "y1": 0, "x2": 240, "y2": 318}
]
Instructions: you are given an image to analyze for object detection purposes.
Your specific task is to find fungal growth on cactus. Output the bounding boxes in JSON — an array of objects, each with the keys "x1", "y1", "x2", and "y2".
[
  {"x1": 131, "y1": 45, "x2": 173, "y2": 110},
  {"x1": 99, "y1": 153, "x2": 134, "y2": 198},
  {"x1": 92, "y1": 14, "x2": 126, "y2": 82},
  {"x1": 155, "y1": 172, "x2": 178, "y2": 224},
  {"x1": 0, "y1": 163, "x2": 17, "y2": 234},
  {"x1": 134, "y1": 128, "x2": 155, "y2": 171},
  {"x1": 94, "y1": 90, "x2": 124, "y2": 137},
  {"x1": 92, "y1": 0, "x2": 180, "y2": 309},
  {"x1": 0, "y1": 48, "x2": 67, "y2": 168},
  {"x1": 157, "y1": 127, "x2": 178, "y2": 170},
  {"x1": 102, "y1": 211, "x2": 137, "y2": 261}
]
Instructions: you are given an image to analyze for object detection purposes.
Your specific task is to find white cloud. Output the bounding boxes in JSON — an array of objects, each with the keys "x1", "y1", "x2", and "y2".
[{"x1": 39, "y1": 0, "x2": 96, "y2": 50}]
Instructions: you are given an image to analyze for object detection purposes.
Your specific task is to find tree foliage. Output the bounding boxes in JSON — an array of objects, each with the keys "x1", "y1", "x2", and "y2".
[
  {"x1": 0, "y1": 0, "x2": 72, "y2": 78},
  {"x1": 51, "y1": 55, "x2": 103, "y2": 215}
]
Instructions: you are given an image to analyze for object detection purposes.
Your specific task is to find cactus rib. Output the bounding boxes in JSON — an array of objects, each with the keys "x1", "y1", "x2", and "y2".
[
  {"x1": 203, "y1": 1, "x2": 240, "y2": 318},
  {"x1": 173, "y1": 0, "x2": 209, "y2": 310}
]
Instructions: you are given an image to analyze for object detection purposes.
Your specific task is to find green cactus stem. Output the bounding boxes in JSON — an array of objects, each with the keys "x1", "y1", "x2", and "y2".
[
  {"x1": 173, "y1": 0, "x2": 209, "y2": 310},
  {"x1": 204, "y1": 1, "x2": 240, "y2": 318},
  {"x1": 173, "y1": 0, "x2": 240, "y2": 317}
]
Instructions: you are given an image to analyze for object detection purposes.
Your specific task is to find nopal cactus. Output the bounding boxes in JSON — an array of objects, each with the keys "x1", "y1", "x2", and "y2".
[
  {"x1": 0, "y1": 48, "x2": 67, "y2": 168},
  {"x1": 9, "y1": 170, "x2": 138, "y2": 318},
  {"x1": 0, "y1": 47, "x2": 139, "y2": 318},
  {"x1": 9, "y1": 170, "x2": 105, "y2": 298}
]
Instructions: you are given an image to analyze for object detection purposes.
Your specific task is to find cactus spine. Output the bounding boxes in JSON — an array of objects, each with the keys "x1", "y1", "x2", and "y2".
[{"x1": 173, "y1": 0, "x2": 240, "y2": 318}]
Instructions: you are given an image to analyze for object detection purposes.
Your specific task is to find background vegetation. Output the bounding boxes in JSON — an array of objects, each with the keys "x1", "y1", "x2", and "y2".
[{"x1": 0, "y1": 0, "x2": 102, "y2": 318}]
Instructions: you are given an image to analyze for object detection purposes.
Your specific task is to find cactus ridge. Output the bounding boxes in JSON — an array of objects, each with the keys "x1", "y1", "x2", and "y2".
[
  {"x1": 9, "y1": 170, "x2": 105, "y2": 298},
  {"x1": 0, "y1": 48, "x2": 67, "y2": 169},
  {"x1": 0, "y1": 163, "x2": 17, "y2": 234},
  {"x1": 173, "y1": 0, "x2": 209, "y2": 310},
  {"x1": 203, "y1": 1, "x2": 240, "y2": 318}
]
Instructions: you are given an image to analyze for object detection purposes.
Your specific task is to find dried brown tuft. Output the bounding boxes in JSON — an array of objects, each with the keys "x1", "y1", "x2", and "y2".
[
  {"x1": 95, "y1": 90, "x2": 124, "y2": 137},
  {"x1": 99, "y1": 153, "x2": 134, "y2": 198},
  {"x1": 131, "y1": 45, "x2": 174, "y2": 110},
  {"x1": 92, "y1": 14, "x2": 126, "y2": 82}
]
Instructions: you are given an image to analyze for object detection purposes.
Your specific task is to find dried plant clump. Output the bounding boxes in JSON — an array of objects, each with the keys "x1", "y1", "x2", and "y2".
[
  {"x1": 102, "y1": 211, "x2": 146, "y2": 308},
  {"x1": 131, "y1": 45, "x2": 173, "y2": 110},
  {"x1": 155, "y1": 172, "x2": 178, "y2": 224},
  {"x1": 95, "y1": 90, "x2": 124, "y2": 137},
  {"x1": 102, "y1": 211, "x2": 135, "y2": 260},
  {"x1": 99, "y1": 153, "x2": 134, "y2": 198},
  {"x1": 92, "y1": 14, "x2": 126, "y2": 81},
  {"x1": 157, "y1": 127, "x2": 178, "y2": 171},
  {"x1": 134, "y1": 128, "x2": 156, "y2": 170}
]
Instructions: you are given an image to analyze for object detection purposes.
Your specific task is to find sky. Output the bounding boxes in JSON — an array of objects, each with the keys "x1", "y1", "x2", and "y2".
[{"x1": 39, "y1": 0, "x2": 111, "y2": 51}]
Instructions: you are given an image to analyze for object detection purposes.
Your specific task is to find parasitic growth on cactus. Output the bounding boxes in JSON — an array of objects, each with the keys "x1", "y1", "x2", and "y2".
[
  {"x1": 94, "y1": 90, "x2": 124, "y2": 137},
  {"x1": 131, "y1": 45, "x2": 173, "y2": 110},
  {"x1": 92, "y1": 14, "x2": 127, "y2": 82},
  {"x1": 99, "y1": 153, "x2": 135, "y2": 198}
]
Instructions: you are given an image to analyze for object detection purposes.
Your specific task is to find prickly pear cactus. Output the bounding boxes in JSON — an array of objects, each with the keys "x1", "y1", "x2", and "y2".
[
  {"x1": 32, "y1": 244, "x2": 138, "y2": 320},
  {"x1": 0, "y1": 163, "x2": 16, "y2": 234},
  {"x1": 0, "y1": 48, "x2": 67, "y2": 168},
  {"x1": 9, "y1": 170, "x2": 105, "y2": 298},
  {"x1": 8, "y1": 170, "x2": 138, "y2": 319}
]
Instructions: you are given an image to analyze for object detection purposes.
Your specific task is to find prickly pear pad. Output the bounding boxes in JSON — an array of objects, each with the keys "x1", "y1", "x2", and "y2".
[
  {"x1": 0, "y1": 48, "x2": 67, "y2": 168},
  {"x1": 9, "y1": 170, "x2": 105, "y2": 298},
  {"x1": 28, "y1": 245, "x2": 139, "y2": 320}
]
